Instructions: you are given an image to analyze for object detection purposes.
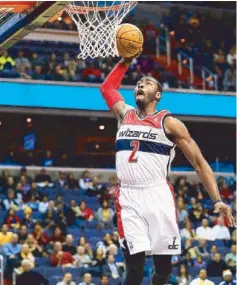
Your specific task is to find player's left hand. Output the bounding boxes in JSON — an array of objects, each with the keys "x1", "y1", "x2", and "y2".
[{"x1": 214, "y1": 201, "x2": 236, "y2": 227}]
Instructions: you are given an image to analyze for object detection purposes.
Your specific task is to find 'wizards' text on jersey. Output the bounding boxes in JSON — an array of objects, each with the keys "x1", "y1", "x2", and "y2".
[{"x1": 115, "y1": 109, "x2": 176, "y2": 186}]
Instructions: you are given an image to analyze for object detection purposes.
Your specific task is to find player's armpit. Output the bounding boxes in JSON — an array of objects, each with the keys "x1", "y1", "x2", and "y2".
[
  {"x1": 164, "y1": 116, "x2": 221, "y2": 203},
  {"x1": 111, "y1": 101, "x2": 127, "y2": 121}
]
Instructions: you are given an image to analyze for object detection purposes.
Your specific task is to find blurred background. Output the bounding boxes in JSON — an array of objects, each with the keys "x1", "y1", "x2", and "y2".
[{"x1": 0, "y1": 1, "x2": 236, "y2": 285}]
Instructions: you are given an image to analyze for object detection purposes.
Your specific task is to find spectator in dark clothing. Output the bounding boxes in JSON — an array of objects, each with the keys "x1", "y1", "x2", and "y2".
[
  {"x1": 220, "y1": 270, "x2": 236, "y2": 285},
  {"x1": 49, "y1": 227, "x2": 65, "y2": 243},
  {"x1": 87, "y1": 176, "x2": 105, "y2": 197},
  {"x1": 54, "y1": 171, "x2": 68, "y2": 189},
  {"x1": 35, "y1": 169, "x2": 52, "y2": 183},
  {"x1": 99, "y1": 275, "x2": 111, "y2": 285},
  {"x1": 63, "y1": 234, "x2": 76, "y2": 255},
  {"x1": 32, "y1": 65, "x2": 45, "y2": 80},
  {"x1": 51, "y1": 64, "x2": 66, "y2": 81},
  {"x1": 58, "y1": 152, "x2": 71, "y2": 167},
  {"x1": 93, "y1": 248, "x2": 106, "y2": 268},
  {"x1": 18, "y1": 225, "x2": 28, "y2": 244},
  {"x1": 16, "y1": 259, "x2": 48, "y2": 285},
  {"x1": 67, "y1": 173, "x2": 78, "y2": 189},
  {"x1": 188, "y1": 202, "x2": 206, "y2": 225},
  {"x1": 25, "y1": 182, "x2": 42, "y2": 202},
  {"x1": 207, "y1": 253, "x2": 228, "y2": 277}
]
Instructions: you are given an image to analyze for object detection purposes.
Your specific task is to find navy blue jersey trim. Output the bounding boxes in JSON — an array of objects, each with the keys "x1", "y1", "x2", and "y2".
[{"x1": 115, "y1": 139, "x2": 172, "y2": 156}]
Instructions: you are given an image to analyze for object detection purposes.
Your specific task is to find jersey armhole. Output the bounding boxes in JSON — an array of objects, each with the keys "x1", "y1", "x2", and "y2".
[
  {"x1": 117, "y1": 105, "x2": 134, "y2": 129},
  {"x1": 162, "y1": 113, "x2": 176, "y2": 145}
]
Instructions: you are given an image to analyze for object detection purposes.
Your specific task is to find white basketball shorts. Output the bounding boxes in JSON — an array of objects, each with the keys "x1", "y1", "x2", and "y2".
[{"x1": 115, "y1": 181, "x2": 181, "y2": 255}]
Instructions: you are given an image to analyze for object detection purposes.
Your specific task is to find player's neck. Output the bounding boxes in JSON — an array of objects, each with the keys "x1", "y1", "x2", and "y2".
[{"x1": 137, "y1": 107, "x2": 157, "y2": 118}]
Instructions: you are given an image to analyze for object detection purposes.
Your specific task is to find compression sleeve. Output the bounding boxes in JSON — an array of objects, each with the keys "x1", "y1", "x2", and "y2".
[{"x1": 100, "y1": 62, "x2": 129, "y2": 110}]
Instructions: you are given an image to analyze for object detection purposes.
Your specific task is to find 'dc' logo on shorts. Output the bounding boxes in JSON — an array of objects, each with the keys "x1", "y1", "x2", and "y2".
[{"x1": 168, "y1": 237, "x2": 179, "y2": 250}]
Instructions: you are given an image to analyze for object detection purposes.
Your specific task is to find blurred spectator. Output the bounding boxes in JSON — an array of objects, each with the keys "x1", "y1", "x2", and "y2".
[
  {"x1": 15, "y1": 243, "x2": 35, "y2": 271},
  {"x1": 82, "y1": 63, "x2": 103, "y2": 82},
  {"x1": 56, "y1": 273, "x2": 76, "y2": 285},
  {"x1": 0, "y1": 169, "x2": 10, "y2": 188},
  {"x1": 79, "y1": 170, "x2": 92, "y2": 190},
  {"x1": 196, "y1": 219, "x2": 213, "y2": 240},
  {"x1": 180, "y1": 219, "x2": 196, "y2": 239},
  {"x1": 67, "y1": 172, "x2": 78, "y2": 189},
  {"x1": 207, "y1": 253, "x2": 228, "y2": 277},
  {"x1": 32, "y1": 65, "x2": 45, "y2": 80},
  {"x1": 183, "y1": 252, "x2": 194, "y2": 268},
  {"x1": 3, "y1": 189, "x2": 21, "y2": 211},
  {"x1": 210, "y1": 245, "x2": 219, "y2": 259},
  {"x1": 102, "y1": 254, "x2": 120, "y2": 279},
  {"x1": 219, "y1": 270, "x2": 236, "y2": 285},
  {"x1": 78, "y1": 236, "x2": 93, "y2": 258},
  {"x1": 50, "y1": 241, "x2": 74, "y2": 267},
  {"x1": 35, "y1": 169, "x2": 52, "y2": 187},
  {"x1": 50, "y1": 226, "x2": 65, "y2": 243},
  {"x1": 43, "y1": 210, "x2": 56, "y2": 231},
  {"x1": 223, "y1": 60, "x2": 236, "y2": 92},
  {"x1": 177, "y1": 198, "x2": 189, "y2": 223},
  {"x1": 220, "y1": 182, "x2": 235, "y2": 200},
  {"x1": 15, "y1": 50, "x2": 31, "y2": 70},
  {"x1": 224, "y1": 245, "x2": 236, "y2": 269},
  {"x1": 73, "y1": 246, "x2": 92, "y2": 267},
  {"x1": 74, "y1": 201, "x2": 94, "y2": 221},
  {"x1": 183, "y1": 239, "x2": 197, "y2": 259},
  {"x1": 2, "y1": 233, "x2": 21, "y2": 257},
  {"x1": 143, "y1": 20, "x2": 158, "y2": 54},
  {"x1": 194, "y1": 239, "x2": 210, "y2": 259},
  {"x1": 190, "y1": 269, "x2": 214, "y2": 285},
  {"x1": 15, "y1": 259, "x2": 48, "y2": 285},
  {"x1": 6, "y1": 177, "x2": 16, "y2": 192},
  {"x1": 18, "y1": 225, "x2": 28, "y2": 244},
  {"x1": 31, "y1": 52, "x2": 41, "y2": 66},
  {"x1": 93, "y1": 247, "x2": 106, "y2": 268},
  {"x1": 25, "y1": 181, "x2": 42, "y2": 202},
  {"x1": 79, "y1": 273, "x2": 95, "y2": 285},
  {"x1": 87, "y1": 176, "x2": 105, "y2": 196},
  {"x1": 55, "y1": 171, "x2": 68, "y2": 189},
  {"x1": 32, "y1": 223, "x2": 49, "y2": 246},
  {"x1": 18, "y1": 65, "x2": 32, "y2": 79},
  {"x1": 176, "y1": 264, "x2": 192, "y2": 285},
  {"x1": 97, "y1": 200, "x2": 114, "y2": 228},
  {"x1": 0, "y1": 51, "x2": 15, "y2": 70},
  {"x1": 212, "y1": 217, "x2": 231, "y2": 240},
  {"x1": 227, "y1": 46, "x2": 236, "y2": 66},
  {"x1": 63, "y1": 234, "x2": 76, "y2": 255},
  {"x1": 188, "y1": 203, "x2": 206, "y2": 224},
  {"x1": 5, "y1": 208, "x2": 21, "y2": 230},
  {"x1": 0, "y1": 224, "x2": 13, "y2": 246},
  {"x1": 22, "y1": 207, "x2": 35, "y2": 228},
  {"x1": 26, "y1": 234, "x2": 44, "y2": 257},
  {"x1": 42, "y1": 150, "x2": 54, "y2": 167},
  {"x1": 194, "y1": 256, "x2": 207, "y2": 270},
  {"x1": 38, "y1": 196, "x2": 49, "y2": 213},
  {"x1": 111, "y1": 231, "x2": 120, "y2": 247},
  {"x1": 99, "y1": 275, "x2": 111, "y2": 285}
]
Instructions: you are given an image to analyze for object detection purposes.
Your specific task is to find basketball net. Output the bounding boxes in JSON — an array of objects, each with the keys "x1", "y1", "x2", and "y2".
[{"x1": 66, "y1": 1, "x2": 137, "y2": 59}]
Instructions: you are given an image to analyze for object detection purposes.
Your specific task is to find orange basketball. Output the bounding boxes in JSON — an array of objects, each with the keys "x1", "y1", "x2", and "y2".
[{"x1": 116, "y1": 23, "x2": 144, "y2": 58}]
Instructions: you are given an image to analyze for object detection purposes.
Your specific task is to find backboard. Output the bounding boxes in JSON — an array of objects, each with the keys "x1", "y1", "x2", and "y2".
[{"x1": 0, "y1": 1, "x2": 69, "y2": 54}]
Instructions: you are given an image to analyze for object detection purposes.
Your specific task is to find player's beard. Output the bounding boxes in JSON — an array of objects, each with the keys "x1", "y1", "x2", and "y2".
[{"x1": 136, "y1": 98, "x2": 146, "y2": 110}]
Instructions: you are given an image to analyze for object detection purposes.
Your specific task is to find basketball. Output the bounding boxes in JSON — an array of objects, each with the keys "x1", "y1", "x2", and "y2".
[{"x1": 116, "y1": 23, "x2": 144, "y2": 58}]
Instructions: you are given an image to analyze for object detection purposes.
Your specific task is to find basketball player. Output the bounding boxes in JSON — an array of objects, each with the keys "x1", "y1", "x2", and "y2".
[{"x1": 99, "y1": 55, "x2": 235, "y2": 285}]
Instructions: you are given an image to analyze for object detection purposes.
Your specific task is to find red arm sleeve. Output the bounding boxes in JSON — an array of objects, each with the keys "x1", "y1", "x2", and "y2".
[{"x1": 100, "y1": 62, "x2": 129, "y2": 110}]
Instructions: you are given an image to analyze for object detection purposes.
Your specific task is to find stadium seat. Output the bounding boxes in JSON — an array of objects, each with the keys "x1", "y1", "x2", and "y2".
[
  {"x1": 44, "y1": 267, "x2": 64, "y2": 279},
  {"x1": 35, "y1": 257, "x2": 50, "y2": 266},
  {"x1": 209, "y1": 277, "x2": 222, "y2": 285}
]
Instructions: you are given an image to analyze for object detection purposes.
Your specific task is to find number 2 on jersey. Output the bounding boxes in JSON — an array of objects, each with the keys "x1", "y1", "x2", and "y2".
[{"x1": 128, "y1": 141, "x2": 140, "y2": 163}]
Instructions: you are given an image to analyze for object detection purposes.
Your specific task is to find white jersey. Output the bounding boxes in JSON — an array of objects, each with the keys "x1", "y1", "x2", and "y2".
[{"x1": 115, "y1": 109, "x2": 175, "y2": 186}]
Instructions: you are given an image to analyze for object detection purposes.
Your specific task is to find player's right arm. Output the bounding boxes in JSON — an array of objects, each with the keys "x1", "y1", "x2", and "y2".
[{"x1": 100, "y1": 58, "x2": 134, "y2": 122}]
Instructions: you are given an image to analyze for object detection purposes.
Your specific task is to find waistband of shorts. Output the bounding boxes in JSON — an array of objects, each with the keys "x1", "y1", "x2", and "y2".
[{"x1": 120, "y1": 180, "x2": 168, "y2": 189}]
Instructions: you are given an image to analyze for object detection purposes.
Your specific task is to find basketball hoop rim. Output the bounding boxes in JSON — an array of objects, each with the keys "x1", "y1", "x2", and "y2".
[{"x1": 66, "y1": 1, "x2": 137, "y2": 14}]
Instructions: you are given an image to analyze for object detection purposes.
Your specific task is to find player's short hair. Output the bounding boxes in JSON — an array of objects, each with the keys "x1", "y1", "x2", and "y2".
[{"x1": 142, "y1": 76, "x2": 163, "y2": 93}]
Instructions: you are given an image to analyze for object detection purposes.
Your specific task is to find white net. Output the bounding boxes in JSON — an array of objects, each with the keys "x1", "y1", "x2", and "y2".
[{"x1": 66, "y1": 1, "x2": 137, "y2": 59}]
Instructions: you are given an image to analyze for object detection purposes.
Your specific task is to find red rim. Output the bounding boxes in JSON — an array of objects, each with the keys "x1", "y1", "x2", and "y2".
[{"x1": 66, "y1": 2, "x2": 137, "y2": 14}]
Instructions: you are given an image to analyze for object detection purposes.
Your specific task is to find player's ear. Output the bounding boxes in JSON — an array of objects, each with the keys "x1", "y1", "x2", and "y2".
[{"x1": 155, "y1": 92, "x2": 161, "y2": 102}]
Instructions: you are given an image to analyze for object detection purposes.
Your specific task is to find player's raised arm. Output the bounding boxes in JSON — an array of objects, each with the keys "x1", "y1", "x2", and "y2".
[
  {"x1": 100, "y1": 58, "x2": 133, "y2": 121},
  {"x1": 164, "y1": 116, "x2": 236, "y2": 227}
]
